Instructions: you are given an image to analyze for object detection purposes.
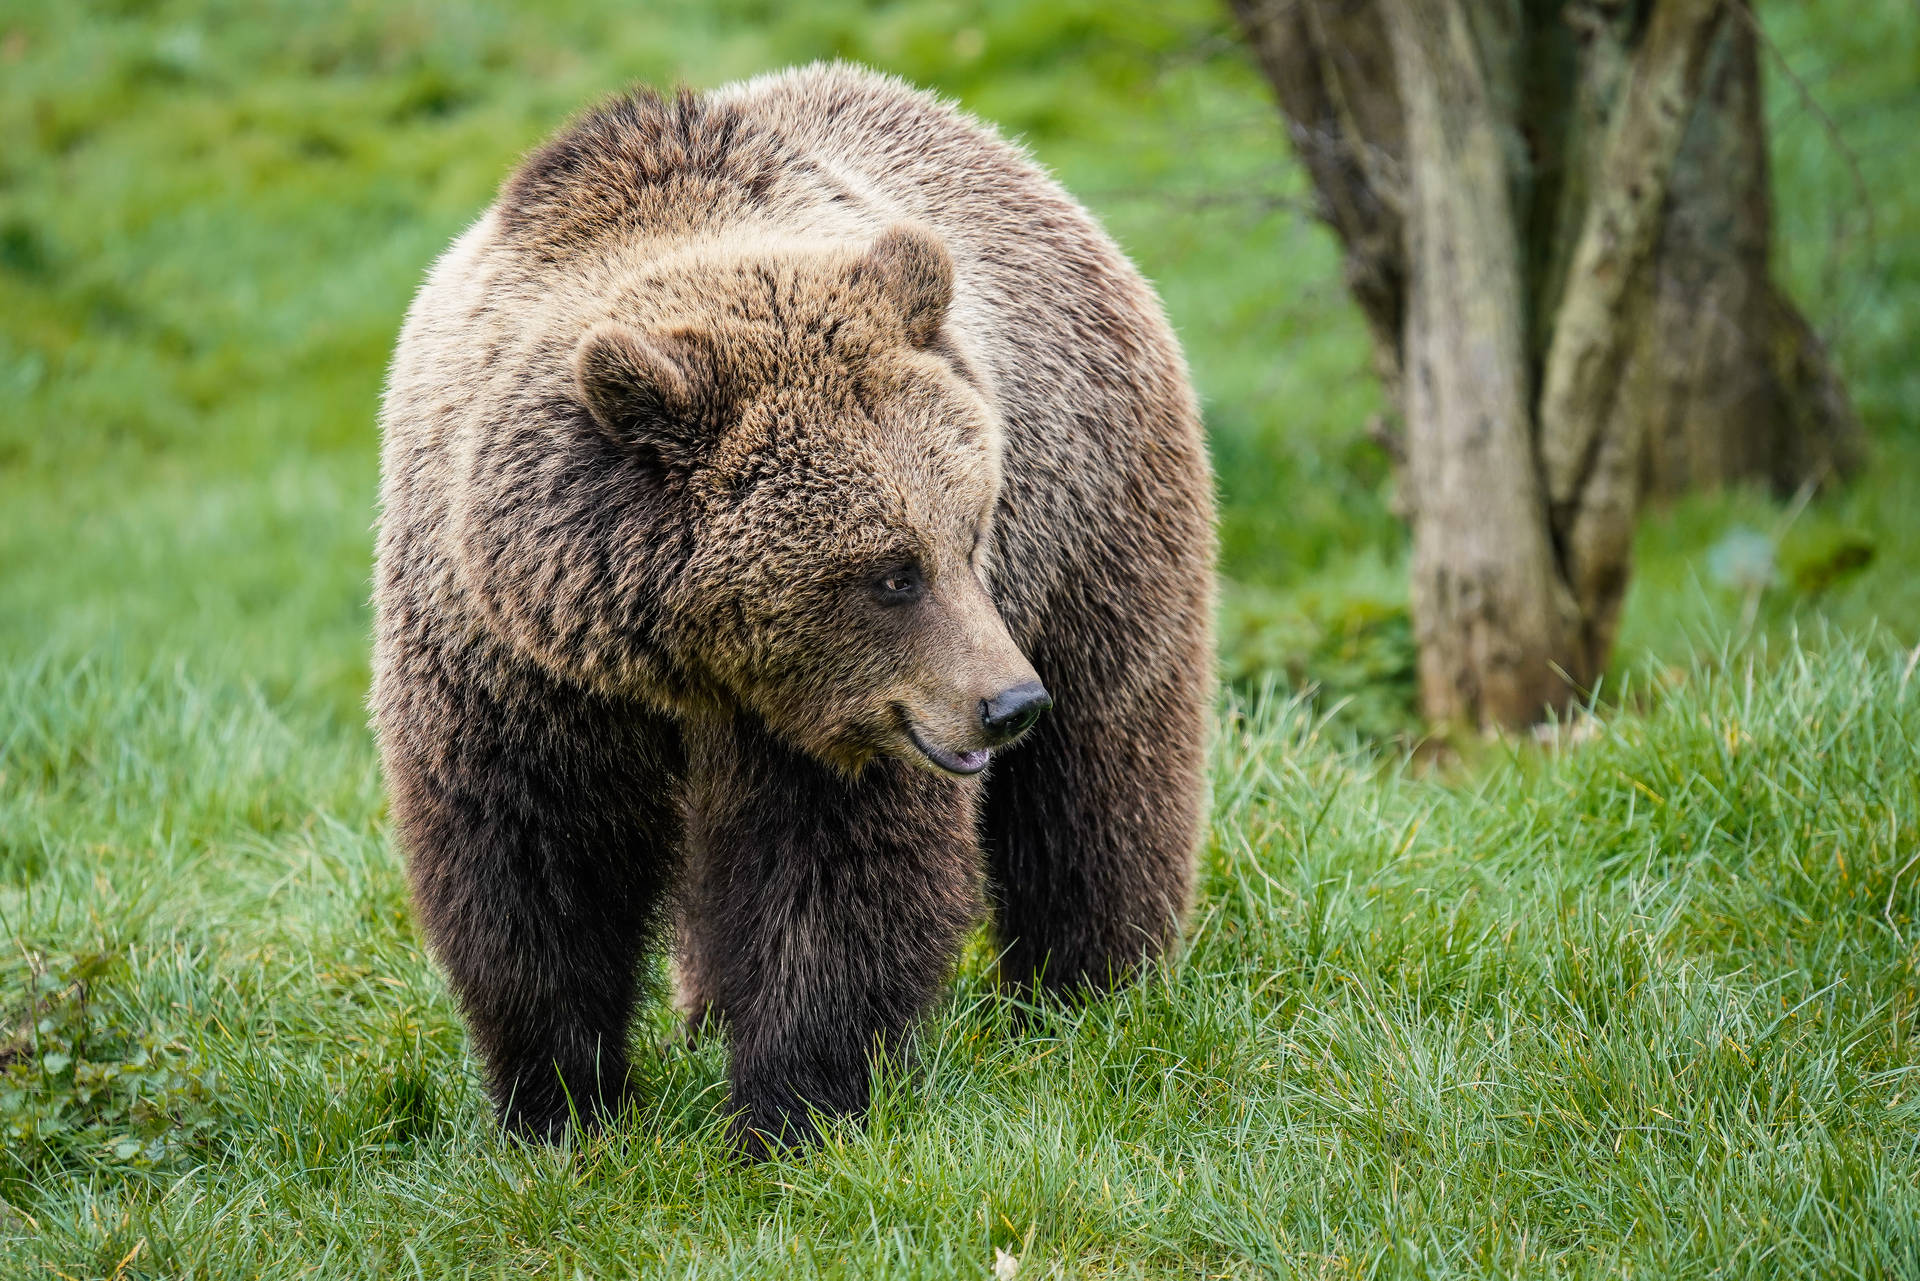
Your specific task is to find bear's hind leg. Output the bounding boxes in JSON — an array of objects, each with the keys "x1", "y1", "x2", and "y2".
[
  {"x1": 379, "y1": 651, "x2": 682, "y2": 1139},
  {"x1": 682, "y1": 720, "x2": 981, "y2": 1155}
]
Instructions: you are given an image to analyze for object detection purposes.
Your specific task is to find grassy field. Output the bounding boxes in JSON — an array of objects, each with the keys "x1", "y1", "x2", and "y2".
[{"x1": 2, "y1": 0, "x2": 1918, "y2": 1275}]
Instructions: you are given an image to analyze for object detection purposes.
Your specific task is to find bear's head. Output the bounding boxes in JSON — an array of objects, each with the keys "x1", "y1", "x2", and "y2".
[{"x1": 573, "y1": 224, "x2": 1048, "y2": 776}]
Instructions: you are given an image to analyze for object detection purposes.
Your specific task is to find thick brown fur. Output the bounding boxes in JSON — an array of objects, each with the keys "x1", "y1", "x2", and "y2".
[{"x1": 372, "y1": 64, "x2": 1215, "y2": 1152}]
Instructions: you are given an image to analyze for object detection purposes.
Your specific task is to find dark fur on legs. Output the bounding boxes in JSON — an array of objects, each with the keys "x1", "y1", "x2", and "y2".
[
  {"x1": 678, "y1": 717, "x2": 981, "y2": 1155},
  {"x1": 380, "y1": 632, "x2": 684, "y2": 1139}
]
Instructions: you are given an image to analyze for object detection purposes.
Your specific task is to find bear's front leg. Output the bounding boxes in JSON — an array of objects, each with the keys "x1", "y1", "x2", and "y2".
[
  {"x1": 980, "y1": 613, "x2": 1209, "y2": 998},
  {"x1": 378, "y1": 640, "x2": 684, "y2": 1140},
  {"x1": 681, "y1": 719, "x2": 982, "y2": 1156}
]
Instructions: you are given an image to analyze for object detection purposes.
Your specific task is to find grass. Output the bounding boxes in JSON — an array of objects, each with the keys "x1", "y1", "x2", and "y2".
[
  {"x1": 2, "y1": 0, "x2": 1918, "y2": 1275},
  {"x1": 5, "y1": 637, "x2": 1920, "y2": 1277}
]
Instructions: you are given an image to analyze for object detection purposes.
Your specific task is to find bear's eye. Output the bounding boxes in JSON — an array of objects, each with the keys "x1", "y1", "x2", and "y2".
[{"x1": 872, "y1": 562, "x2": 924, "y2": 606}]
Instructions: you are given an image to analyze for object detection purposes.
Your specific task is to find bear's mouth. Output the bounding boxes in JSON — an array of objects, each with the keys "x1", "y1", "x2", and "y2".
[{"x1": 905, "y1": 722, "x2": 991, "y2": 776}]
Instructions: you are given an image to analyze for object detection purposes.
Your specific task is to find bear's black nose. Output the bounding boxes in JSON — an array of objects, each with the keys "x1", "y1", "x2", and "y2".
[{"x1": 980, "y1": 682, "x2": 1052, "y2": 745}]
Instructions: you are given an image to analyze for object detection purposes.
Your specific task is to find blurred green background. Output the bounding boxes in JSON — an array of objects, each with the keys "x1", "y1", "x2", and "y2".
[{"x1": 1, "y1": 0, "x2": 1915, "y2": 739}]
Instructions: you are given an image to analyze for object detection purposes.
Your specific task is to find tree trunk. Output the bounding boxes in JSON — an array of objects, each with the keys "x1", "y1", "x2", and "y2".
[
  {"x1": 1387, "y1": 0, "x2": 1587, "y2": 727},
  {"x1": 1228, "y1": 0, "x2": 1859, "y2": 729},
  {"x1": 1631, "y1": 8, "x2": 1859, "y2": 497}
]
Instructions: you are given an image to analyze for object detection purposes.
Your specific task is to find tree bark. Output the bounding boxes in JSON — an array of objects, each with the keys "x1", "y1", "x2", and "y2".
[
  {"x1": 1630, "y1": 7, "x2": 1859, "y2": 498},
  {"x1": 1227, "y1": 0, "x2": 1859, "y2": 729},
  {"x1": 1536, "y1": 0, "x2": 1728, "y2": 671},
  {"x1": 1385, "y1": 0, "x2": 1586, "y2": 727},
  {"x1": 1233, "y1": 0, "x2": 1407, "y2": 391}
]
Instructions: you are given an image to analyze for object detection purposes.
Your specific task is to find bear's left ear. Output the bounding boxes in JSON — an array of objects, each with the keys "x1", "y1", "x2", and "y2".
[{"x1": 856, "y1": 224, "x2": 953, "y2": 348}]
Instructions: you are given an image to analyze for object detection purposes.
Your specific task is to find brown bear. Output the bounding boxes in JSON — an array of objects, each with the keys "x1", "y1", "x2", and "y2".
[{"x1": 371, "y1": 62, "x2": 1215, "y2": 1153}]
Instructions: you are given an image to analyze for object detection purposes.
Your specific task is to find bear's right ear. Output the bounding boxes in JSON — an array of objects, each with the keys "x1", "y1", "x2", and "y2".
[{"x1": 572, "y1": 323, "x2": 708, "y2": 460}]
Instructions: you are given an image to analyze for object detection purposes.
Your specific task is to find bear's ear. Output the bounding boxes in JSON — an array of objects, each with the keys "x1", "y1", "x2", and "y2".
[
  {"x1": 572, "y1": 322, "x2": 709, "y2": 459},
  {"x1": 857, "y1": 224, "x2": 953, "y2": 348}
]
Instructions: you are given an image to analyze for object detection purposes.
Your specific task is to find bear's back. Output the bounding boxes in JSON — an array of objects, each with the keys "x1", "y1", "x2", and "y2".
[
  {"x1": 486, "y1": 64, "x2": 1099, "y2": 284},
  {"x1": 714, "y1": 63, "x2": 1061, "y2": 237},
  {"x1": 715, "y1": 65, "x2": 1151, "y2": 346}
]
